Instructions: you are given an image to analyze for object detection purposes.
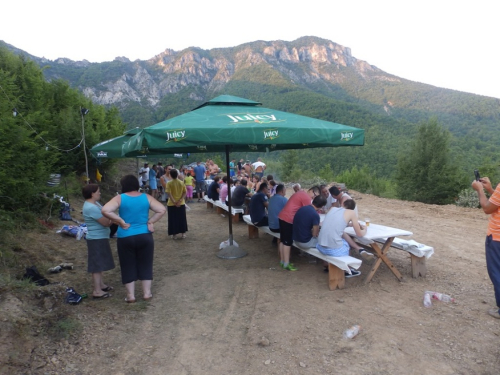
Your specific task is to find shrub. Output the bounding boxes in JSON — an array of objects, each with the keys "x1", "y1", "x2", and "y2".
[{"x1": 455, "y1": 189, "x2": 480, "y2": 208}]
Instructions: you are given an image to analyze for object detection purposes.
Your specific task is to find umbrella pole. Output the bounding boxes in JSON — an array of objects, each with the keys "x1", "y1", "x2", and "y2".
[{"x1": 217, "y1": 145, "x2": 247, "y2": 259}]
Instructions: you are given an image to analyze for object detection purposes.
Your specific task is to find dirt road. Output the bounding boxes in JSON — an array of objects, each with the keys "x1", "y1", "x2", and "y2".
[{"x1": 3, "y1": 191, "x2": 500, "y2": 374}]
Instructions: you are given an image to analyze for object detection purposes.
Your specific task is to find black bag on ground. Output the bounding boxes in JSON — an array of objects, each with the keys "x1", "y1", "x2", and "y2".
[
  {"x1": 65, "y1": 287, "x2": 83, "y2": 305},
  {"x1": 23, "y1": 266, "x2": 50, "y2": 286}
]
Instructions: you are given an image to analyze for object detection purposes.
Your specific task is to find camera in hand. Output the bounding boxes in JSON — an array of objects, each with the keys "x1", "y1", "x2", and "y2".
[{"x1": 474, "y1": 169, "x2": 481, "y2": 181}]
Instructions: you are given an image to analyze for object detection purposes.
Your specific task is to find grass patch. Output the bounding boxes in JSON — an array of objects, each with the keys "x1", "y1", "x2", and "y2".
[{"x1": 49, "y1": 317, "x2": 83, "y2": 340}]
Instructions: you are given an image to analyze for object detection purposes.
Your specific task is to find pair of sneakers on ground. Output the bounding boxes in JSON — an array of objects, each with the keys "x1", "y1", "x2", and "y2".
[{"x1": 281, "y1": 262, "x2": 297, "y2": 271}]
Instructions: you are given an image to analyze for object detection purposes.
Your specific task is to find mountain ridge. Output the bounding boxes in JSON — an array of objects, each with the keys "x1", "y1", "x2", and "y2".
[{"x1": 2, "y1": 37, "x2": 499, "y2": 178}]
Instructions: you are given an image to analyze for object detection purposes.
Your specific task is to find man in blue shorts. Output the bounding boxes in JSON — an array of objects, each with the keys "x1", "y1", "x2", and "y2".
[{"x1": 193, "y1": 161, "x2": 206, "y2": 202}]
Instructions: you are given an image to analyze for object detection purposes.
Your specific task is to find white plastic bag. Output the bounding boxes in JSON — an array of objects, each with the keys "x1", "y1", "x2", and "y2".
[{"x1": 219, "y1": 239, "x2": 239, "y2": 249}]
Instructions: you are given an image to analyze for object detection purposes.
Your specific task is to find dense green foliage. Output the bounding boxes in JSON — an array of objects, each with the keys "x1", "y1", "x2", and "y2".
[
  {"x1": 395, "y1": 119, "x2": 463, "y2": 204},
  {"x1": 0, "y1": 47, "x2": 124, "y2": 215}
]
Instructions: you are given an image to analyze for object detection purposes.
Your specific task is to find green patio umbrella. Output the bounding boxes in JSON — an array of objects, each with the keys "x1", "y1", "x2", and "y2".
[
  {"x1": 121, "y1": 95, "x2": 364, "y2": 156},
  {"x1": 89, "y1": 127, "x2": 141, "y2": 159},
  {"x1": 121, "y1": 95, "x2": 365, "y2": 258},
  {"x1": 89, "y1": 127, "x2": 186, "y2": 160}
]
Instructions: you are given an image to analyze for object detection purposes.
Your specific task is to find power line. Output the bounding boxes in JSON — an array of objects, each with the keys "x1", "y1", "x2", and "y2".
[{"x1": 0, "y1": 83, "x2": 85, "y2": 152}]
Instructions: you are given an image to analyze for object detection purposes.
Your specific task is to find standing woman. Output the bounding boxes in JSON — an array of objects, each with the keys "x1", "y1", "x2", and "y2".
[
  {"x1": 82, "y1": 184, "x2": 115, "y2": 299},
  {"x1": 101, "y1": 175, "x2": 166, "y2": 303},
  {"x1": 165, "y1": 169, "x2": 188, "y2": 239},
  {"x1": 148, "y1": 164, "x2": 158, "y2": 198},
  {"x1": 183, "y1": 170, "x2": 195, "y2": 203}
]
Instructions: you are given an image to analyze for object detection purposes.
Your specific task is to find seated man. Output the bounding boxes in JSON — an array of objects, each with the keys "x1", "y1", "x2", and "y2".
[
  {"x1": 320, "y1": 184, "x2": 336, "y2": 213},
  {"x1": 219, "y1": 176, "x2": 228, "y2": 204},
  {"x1": 329, "y1": 186, "x2": 358, "y2": 216},
  {"x1": 207, "y1": 176, "x2": 221, "y2": 201},
  {"x1": 293, "y1": 195, "x2": 327, "y2": 250},
  {"x1": 232, "y1": 179, "x2": 250, "y2": 208},
  {"x1": 268, "y1": 184, "x2": 288, "y2": 244},
  {"x1": 316, "y1": 199, "x2": 370, "y2": 277},
  {"x1": 249, "y1": 182, "x2": 269, "y2": 227}
]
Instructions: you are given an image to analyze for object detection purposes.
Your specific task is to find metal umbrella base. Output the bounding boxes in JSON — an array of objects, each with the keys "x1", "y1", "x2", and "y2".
[{"x1": 217, "y1": 245, "x2": 248, "y2": 259}]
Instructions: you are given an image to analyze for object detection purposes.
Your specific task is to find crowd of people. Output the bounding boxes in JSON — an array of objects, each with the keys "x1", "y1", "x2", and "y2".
[
  {"x1": 80, "y1": 156, "x2": 372, "y2": 303},
  {"x1": 81, "y1": 160, "x2": 500, "y2": 320}
]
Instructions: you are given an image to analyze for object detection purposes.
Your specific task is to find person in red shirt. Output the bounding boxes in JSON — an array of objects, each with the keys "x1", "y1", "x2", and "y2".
[
  {"x1": 277, "y1": 188, "x2": 312, "y2": 271},
  {"x1": 472, "y1": 176, "x2": 500, "y2": 319}
]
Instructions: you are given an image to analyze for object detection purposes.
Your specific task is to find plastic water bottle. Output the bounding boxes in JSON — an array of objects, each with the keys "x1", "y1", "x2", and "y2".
[
  {"x1": 425, "y1": 291, "x2": 455, "y2": 303},
  {"x1": 343, "y1": 325, "x2": 361, "y2": 339},
  {"x1": 423, "y1": 292, "x2": 432, "y2": 307}
]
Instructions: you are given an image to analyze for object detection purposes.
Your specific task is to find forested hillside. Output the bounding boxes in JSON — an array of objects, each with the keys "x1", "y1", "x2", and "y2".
[{"x1": 0, "y1": 47, "x2": 124, "y2": 215}]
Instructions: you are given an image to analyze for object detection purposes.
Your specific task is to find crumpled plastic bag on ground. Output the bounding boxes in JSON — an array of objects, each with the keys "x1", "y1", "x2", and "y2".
[
  {"x1": 219, "y1": 239, "x2": 239, "y2": 249},
  {"x1": 57, "y1": 224, "x2": 87, "y2": 240}
]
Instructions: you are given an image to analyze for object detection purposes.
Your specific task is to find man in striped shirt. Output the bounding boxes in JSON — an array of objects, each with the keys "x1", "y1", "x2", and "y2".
[{"x1": 472, "y1": 176, "x2": 500, "y2": 319}]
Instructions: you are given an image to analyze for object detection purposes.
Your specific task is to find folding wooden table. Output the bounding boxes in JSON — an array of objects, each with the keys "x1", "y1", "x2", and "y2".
[{"x1": 344, "y1": 223, "x2": 413, "y2": 283}]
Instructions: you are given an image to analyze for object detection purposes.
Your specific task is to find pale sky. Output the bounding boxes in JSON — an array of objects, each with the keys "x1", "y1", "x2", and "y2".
[{"x1": 2, "y1": 0, "x2": 499, "y2": 98}]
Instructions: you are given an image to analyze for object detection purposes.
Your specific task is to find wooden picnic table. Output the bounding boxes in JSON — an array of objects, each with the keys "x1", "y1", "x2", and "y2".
[{"x1": 344, "y1": 222, "x2": 413, "y2": 283}]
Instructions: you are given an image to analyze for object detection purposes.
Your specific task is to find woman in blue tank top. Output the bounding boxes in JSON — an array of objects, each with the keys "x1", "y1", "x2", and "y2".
[{"x1": 102, "y1": 175, "x2": 166, "y2": 303}]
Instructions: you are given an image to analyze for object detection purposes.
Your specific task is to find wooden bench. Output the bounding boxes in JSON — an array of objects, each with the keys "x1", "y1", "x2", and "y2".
[
  {"x1": 204, "y1": 196, "x2": 245, "y2": 223},
  {"x1": 353, "y1": 236, "x2": 434, "y2": 278},
  {"x1": 214, "y1": 200, "x2": 245, "y2": 223},
  {"x1": 203, "y1": 195, "x2": 215, "y2": 209},
  {"x1": 243, "y1": 215, "x2": 362, "y2": 290}
]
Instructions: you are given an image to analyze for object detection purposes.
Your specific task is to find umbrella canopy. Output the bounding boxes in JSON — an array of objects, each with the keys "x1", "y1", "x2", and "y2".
[
  {"x1": 121, "y1": 95, "x2": 364, "y2": 156},
  {"x1": 89, "y1": 127, "x2": 186, "y2": 160},
  {"x1": 89, "y1": 127, "x2": 141, "y2": 159}
]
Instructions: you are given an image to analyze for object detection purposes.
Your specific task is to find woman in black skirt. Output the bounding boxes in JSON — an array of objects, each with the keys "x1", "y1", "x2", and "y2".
[
  {"x1": 82, "y1": 184, "x2": 115, "y2": 299},
  {"x1": 165, "y1": 169, "x2": 188, "y2": 239}
]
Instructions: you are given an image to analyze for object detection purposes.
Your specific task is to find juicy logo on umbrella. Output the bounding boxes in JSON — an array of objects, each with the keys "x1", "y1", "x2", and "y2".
[
  {"x1": 341, "y1": 132, "x2": 354, "y2": 141},
  {"x1": 97, "y1": 151, "x2": 108, "y2": 157},
  {"x1": 227, "y1": 114, "x2": 279, "y2": 124},
  {"x1": 264, "y1": 129, "x2": 279, "y2": 140},
  {"x1": 165, "y1": 129, "x2": 186, "y2": 143}
]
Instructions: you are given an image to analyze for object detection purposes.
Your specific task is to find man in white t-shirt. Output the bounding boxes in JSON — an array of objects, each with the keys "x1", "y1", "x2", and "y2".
[
  {"x1": 329, "y1": 186, "x2": 358, "y2": 216},
  {"x1": 252, "y1": 157, "x2": 266, "y2": 179},
  {"x1": 139, "y1": 163, "x2": 150, "y2": 186},
  {"x1": 320, "y1": 184, "x2": 337, "y2": 213}
]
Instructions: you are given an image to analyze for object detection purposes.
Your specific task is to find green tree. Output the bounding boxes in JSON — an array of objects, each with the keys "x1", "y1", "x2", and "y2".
[
  {"x1": 395, "y1": 119, "x2": 462, "y2": 204},
  {"x1": 318, "y1": 163, "x2": 335, "y2": 183},
  {"x1": 280, "y1": 150, "x2": 299, "y2": 181},
  {"x1": 0, "y1": 47, "x2": 124, "y2": 213}
]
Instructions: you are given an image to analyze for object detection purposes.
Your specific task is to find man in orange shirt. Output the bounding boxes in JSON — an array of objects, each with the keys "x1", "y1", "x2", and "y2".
[{"x1": 472, "y1": 176, "x2": 500, "y2": 319}]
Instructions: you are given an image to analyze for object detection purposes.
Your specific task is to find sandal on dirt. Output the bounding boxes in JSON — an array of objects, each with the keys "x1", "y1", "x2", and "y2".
[
  {"x1": 143, "y1": 295, "x2": 153, "y2": 301},
  {"x1": 101, "y1": 286, "x2": 114, "y2": 292},
  {"x1": 181, "y1": 234, "x2": 186, "y2": 239},
  {"x1": 125, "y1": 297, "x2": 136, "y2": 303},
  {"x1": 93, "y1": 293, "x2": 112, "y2": 299}
]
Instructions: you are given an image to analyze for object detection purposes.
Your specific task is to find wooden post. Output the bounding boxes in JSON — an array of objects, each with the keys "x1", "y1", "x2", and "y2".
[
  {"x1": 410, "y1": 254, "x2": 427, "y2": 277},
  {"x1": 248, "y1": 225, "x2": 259, "y2": 239},
  {"x1": 328, "y1": 264, "x2": 345, "y2": 290}
]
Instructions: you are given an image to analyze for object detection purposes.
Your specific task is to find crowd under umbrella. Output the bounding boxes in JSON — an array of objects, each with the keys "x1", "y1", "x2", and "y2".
[{"x1": 118, "y1": 95, "x2": 365, "y2": 259}]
